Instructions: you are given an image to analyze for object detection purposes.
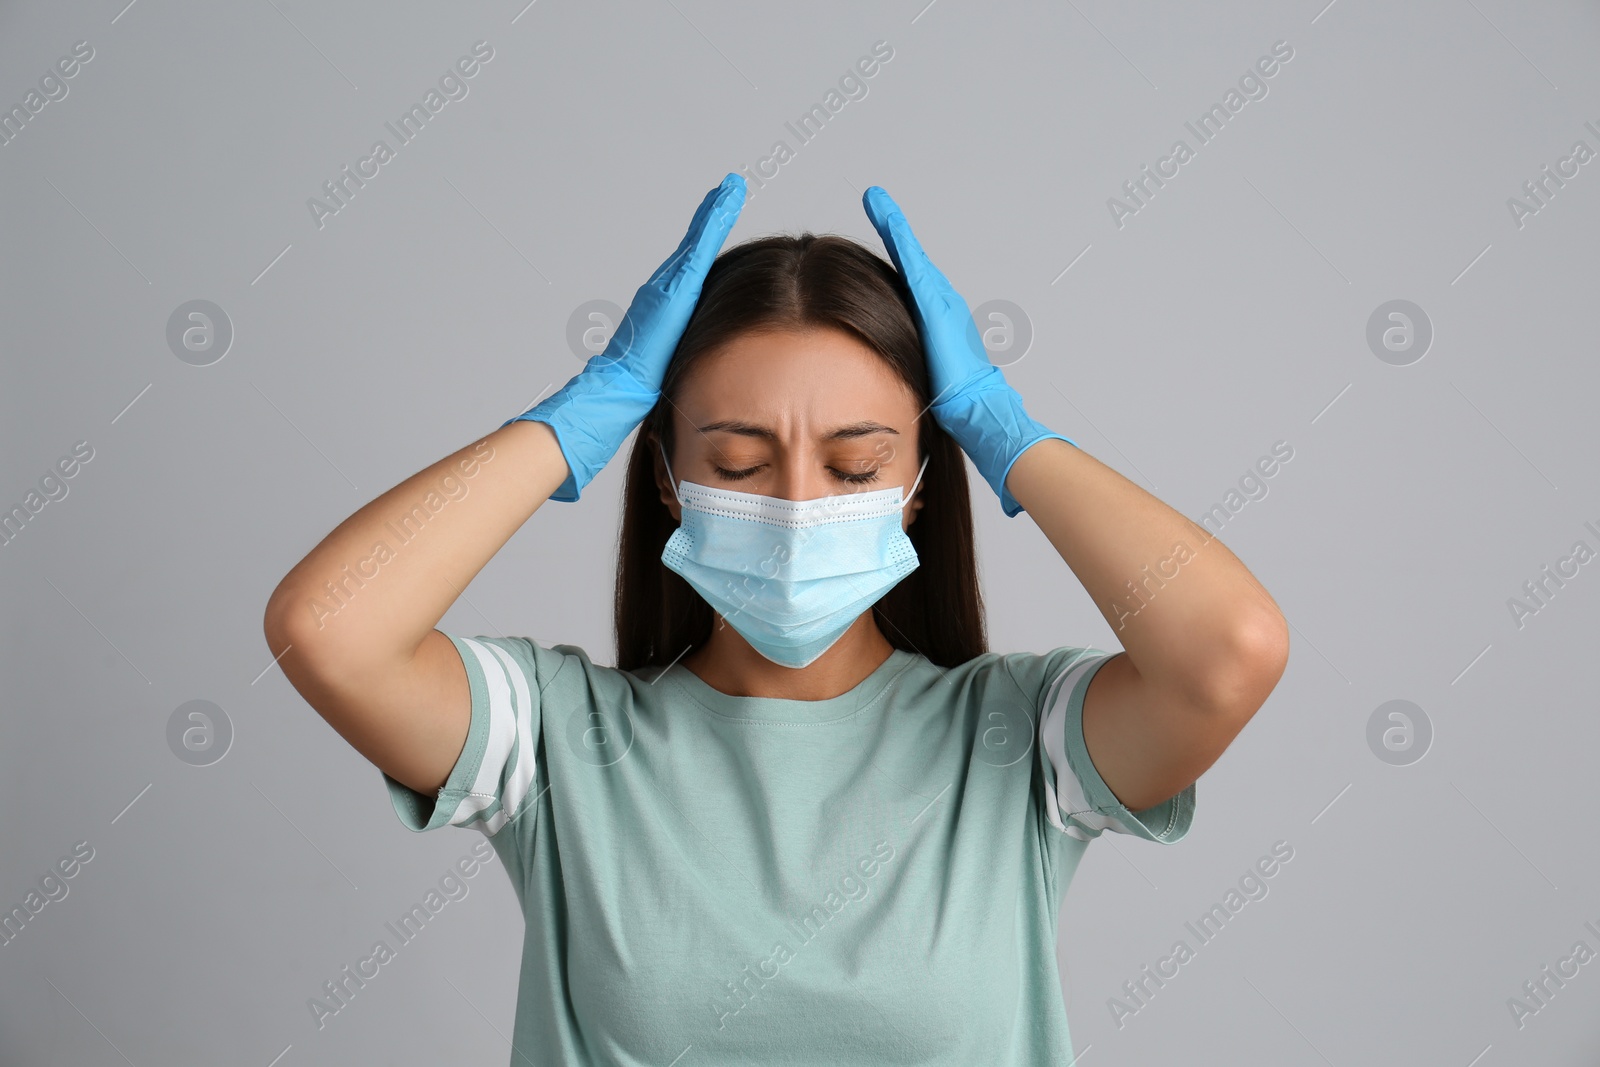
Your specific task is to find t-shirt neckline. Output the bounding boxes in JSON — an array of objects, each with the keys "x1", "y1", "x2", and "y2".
[{"x1": 665, "y1": 648, "x2": 916, "y2": 724}]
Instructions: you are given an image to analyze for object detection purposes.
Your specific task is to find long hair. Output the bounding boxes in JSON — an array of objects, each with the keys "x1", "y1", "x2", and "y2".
[{"x1": 613, "y1": 233, "x2": 987, "y2": 671}]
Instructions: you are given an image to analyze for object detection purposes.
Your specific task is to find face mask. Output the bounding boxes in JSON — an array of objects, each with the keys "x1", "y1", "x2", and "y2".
[{"x1": 657, "y1": 441, "x2": 930, "y2": 669}]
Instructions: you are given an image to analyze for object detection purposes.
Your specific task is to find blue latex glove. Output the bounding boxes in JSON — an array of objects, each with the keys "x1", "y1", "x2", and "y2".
[
  {"x1": 862, "y1": 186, "x2": 1077, "y2": 518},
  {"x1": 503, "y1": 173, "x2": 748, "y2": 502}
]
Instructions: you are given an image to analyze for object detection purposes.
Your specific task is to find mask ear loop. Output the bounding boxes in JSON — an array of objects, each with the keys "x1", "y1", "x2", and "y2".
[
  {"x1": 657, "y1": 438, "x2": 685, "y2": 509},
  {"x1": 901, "y1": 453, "x2": 930, "y2": 512}
]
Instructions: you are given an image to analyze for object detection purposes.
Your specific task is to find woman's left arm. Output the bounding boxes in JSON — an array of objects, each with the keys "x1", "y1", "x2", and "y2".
[
  {"x1": 1007, "y1": 438, "x2": 1290, "y2": 812},
  {"x1": 858, "y1": 181, "x2": 1287, "y2": 813}
]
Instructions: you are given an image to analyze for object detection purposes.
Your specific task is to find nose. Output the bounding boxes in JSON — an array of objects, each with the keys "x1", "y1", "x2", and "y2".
[{"x1": 770, "y1": 459, "x2": 840, "y2": 502}]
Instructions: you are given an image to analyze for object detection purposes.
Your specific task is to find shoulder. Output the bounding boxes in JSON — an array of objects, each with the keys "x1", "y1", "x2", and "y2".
[
  {"x1": 443, "y1": 634, "x2": 656, "y2": 707},
  {"x1": 991, "y1": 645, "x2": 1118, "y2": 709},
  {"x1": 883, "y1": 648, "x2": 1113, "y2": 748},
  {"x1": 883, "y1": 646, "x2": 1113, "y2": 707}
]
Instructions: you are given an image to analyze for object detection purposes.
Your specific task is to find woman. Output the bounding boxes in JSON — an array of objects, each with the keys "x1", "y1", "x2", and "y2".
[{"x1": 263, "y1": 173, "x2": 1288, "y2": 1065}]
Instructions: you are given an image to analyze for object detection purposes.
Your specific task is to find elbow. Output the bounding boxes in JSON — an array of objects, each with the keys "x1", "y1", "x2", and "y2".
[
  {"x1": 262, "y1": 581, "x2": 321, "y2": 666},
  {"x1": 262, "y1": 593, "x2": 299, "y2": 684},
  {"x1": 1196, "y1": 609, "x2": 1290, "y2": 721},
  {"x1": 262, "y1": 581, "x2": 300, "y2": 648}
]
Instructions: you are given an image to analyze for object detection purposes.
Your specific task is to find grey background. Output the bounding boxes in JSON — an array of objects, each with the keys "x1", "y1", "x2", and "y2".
[{"x1": 3, "y1": 0, "x2": 1597, "y2": 1063}]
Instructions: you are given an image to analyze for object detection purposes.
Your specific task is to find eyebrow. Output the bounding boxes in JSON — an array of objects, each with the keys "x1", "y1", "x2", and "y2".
[{"x1": 695, "y1": 419, "x2": 900, "y2": 441}]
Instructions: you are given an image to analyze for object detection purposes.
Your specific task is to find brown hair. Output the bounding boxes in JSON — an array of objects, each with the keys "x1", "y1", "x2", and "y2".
[{"x1": 613, "y1": 233, "x2": 987, "y2": 671}]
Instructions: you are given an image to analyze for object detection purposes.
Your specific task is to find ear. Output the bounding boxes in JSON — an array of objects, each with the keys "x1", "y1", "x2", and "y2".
[
  {"x1": 648, "y1": 432, "x2": 682, "y2": 522},
  {"x1": 904, "y1": 480, "x2": 926, "y2": 529}
]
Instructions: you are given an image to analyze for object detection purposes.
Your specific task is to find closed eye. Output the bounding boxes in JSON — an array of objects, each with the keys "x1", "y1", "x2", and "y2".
[{"x1": 712, "y1": 465, "x2": 881, "y2": 485}]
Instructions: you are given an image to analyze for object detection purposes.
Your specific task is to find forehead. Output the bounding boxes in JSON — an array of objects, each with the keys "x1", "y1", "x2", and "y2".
[{"x1": 673, "y1": 327, "x2": 920, "y2": 430}]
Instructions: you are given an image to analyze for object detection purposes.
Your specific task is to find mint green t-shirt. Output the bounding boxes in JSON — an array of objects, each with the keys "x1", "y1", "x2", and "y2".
[{"x1": 384, "y1": 634, "x2": 1195, "y2": 1065}]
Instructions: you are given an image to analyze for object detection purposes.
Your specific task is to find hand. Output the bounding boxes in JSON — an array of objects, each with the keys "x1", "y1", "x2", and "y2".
[
  {"x1": 862, "y1": 185, "x2": 1076, "y2": 518},
  {"x1": 505, "y1": 173, "x2": 748, "y2": 502}
]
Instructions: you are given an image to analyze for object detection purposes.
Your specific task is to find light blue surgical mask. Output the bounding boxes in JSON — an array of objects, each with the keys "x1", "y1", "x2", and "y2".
[{"x1": 657, "y1": 441, "x2": 930, "y2": 669}]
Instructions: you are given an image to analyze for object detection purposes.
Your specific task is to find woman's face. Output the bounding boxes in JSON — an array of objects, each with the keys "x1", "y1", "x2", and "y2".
[{"x1": 653, "y1": 326, "x2": 926, "y2": 529}]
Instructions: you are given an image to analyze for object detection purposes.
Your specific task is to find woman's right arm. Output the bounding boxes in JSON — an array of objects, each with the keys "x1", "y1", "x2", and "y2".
[
  {"x1": 264, "y1": 173, "x2": 748, "y2": 802},
  {"x1": 261, "y1": 419, "x2": 568, "y2": 799}
]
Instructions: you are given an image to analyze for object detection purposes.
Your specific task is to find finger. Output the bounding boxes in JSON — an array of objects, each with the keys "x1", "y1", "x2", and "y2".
[
  {"x1": 650, "y1": 178, "x2": 728, "y2": 285},
  {"x1": 862, "y1": 185, "x2": 938, "y2": 293},
  {"x1": 651, "y1": 173, "x2": 747, "y2": 292},
  {"x1": 865, "y1": 187, "x2": 991, "y2": 381},
  {"x1": 680, "y1": 172, "x2": 747, "y2": 280}
]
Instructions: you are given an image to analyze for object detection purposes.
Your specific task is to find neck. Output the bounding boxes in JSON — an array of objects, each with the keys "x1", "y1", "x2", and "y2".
[{"x1": 680, "y1": 612, "x2": 895, "y2": 700}]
